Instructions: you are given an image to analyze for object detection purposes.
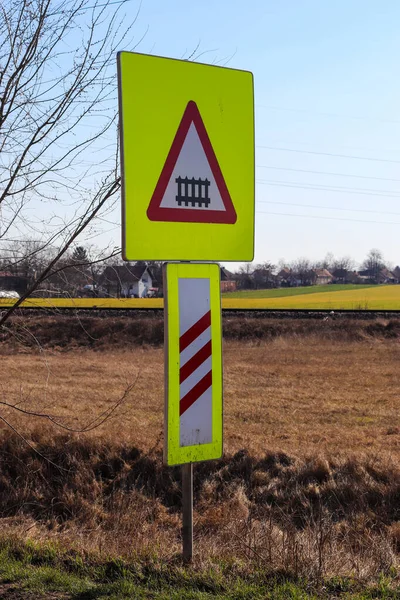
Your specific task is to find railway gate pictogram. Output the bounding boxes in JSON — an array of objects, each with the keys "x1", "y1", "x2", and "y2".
[{"x1": 175, "y1": 177, "x2": 211, "y2": 208}]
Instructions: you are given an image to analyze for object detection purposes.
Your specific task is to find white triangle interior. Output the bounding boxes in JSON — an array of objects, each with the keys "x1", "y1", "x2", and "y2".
[{"x1": 159, "y1": 123, "x2": 226, "y2": 211}]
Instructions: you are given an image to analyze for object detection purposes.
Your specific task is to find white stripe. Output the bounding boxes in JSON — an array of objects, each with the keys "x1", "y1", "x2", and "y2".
[
  {"x1": 180, "y1": 386, "x2": 212, "y2": 447},
  {"x1": 180, "y1": 327, "x2": 211, "y2": 365},
  {"x1": 179, "y1": 278, "x2": 210, "y2": 333},
  {"x1": 180, "y1": 355, "x2": 212, "y2": 399}
]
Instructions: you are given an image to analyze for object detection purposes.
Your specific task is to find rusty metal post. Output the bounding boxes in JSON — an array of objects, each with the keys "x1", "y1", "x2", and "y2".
[{"x1": 182, "y1": 462, "x2": 193, "y2": 562}]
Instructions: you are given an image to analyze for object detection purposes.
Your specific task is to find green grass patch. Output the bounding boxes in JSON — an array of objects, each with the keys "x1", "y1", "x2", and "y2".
[
  {"x1": 0, "y1": 538, "x2": 398, "y2": 599},
  {"x1": 224, "y1": 284, "x2": 376, "y2": 299}
]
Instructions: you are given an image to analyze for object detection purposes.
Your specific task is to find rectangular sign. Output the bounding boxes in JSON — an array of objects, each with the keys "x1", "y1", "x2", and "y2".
[
  {"x1": 118, "y1": 51, "x2": 254, "y2": 262},
  {"x1": 164, "y1": 263, "x2": 222, "y2": 465}
]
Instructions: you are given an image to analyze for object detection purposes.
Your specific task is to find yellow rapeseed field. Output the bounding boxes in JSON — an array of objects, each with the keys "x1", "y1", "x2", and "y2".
[
  {"x1": 0, "y1": 297, "x2": 164, "y2": 309},
  {"x1": 0, "y1": 284, "x2": 398, "y2": 310},
  {"x1": 222, "y1": 284, "x2": 400, "y2": 310}
]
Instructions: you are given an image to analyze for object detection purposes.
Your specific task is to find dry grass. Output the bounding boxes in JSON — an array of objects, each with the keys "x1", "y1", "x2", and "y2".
[
  {"x1": 0, "y1": 327, "x2": 398, "y2": 579},
  {"x1": 224, "y1": 337, "x2": 400, "y2": 458},
  {"x1": 0, "y1": 431, "x2": 399, "y2": 580},
  {"x1": 0, "y1": 337, "x2": 398, "y2": 458},
  {"x1": 1, "y1": 315, "x2": 399, "y2": 352}
]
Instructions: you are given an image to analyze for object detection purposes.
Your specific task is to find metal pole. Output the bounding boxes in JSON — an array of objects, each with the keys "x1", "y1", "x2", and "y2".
[{"x1": 182, "y1": 462, "x2": 193, "y2": 562}]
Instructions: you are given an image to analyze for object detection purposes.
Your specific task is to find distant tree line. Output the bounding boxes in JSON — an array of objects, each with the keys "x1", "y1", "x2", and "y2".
[
  {"x1": 0, "y1": 240, "x2": 163, "y2": 296},
  {"x1": 233, "y1": 249, "x2": 399, "y2": 290},
  {"x1": 0, "y1": 242, "x2": 397, "y2": 296}
]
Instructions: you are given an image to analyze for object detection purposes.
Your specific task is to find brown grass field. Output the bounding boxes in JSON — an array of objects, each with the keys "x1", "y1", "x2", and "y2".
[
  {"x1": 0, "y1": 317, "x2": 399, "y2": 580},
  {"x1": 0, "y1": 336, "x2": 399, "y2": 458}
]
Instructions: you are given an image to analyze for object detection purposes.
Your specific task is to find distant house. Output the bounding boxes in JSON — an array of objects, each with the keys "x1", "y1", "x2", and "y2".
[
  {"x1": 313, "y1": 268, "x2": 333, "y2": 285},
  {"x1": 348, "y1": 271, "x2": 364, "y2": 284},
  {"x1": 358, "y1": 268, "x2": 397, "y2": 284},
  {"x1": 277, "y1": 267, "x2": 290, "y2": 280},
  {"x1": 252, "y1": 267, "x2": 278, "y2": 289},
  {"x1": 0, "y1": 271, "x2": 28, "y2": 295},
  {"x1": 393, "y1": 266, "x2": 400, "y2": 282},
  {"x1": 98, "y1": 264, "x2": 153, "y2": 298},
  {"x1": 40, "y1": 265, "x2": 93, "y2": 297},
  {"x1": 331, "y1": 268, "x2": 350, "y2": 284},
  {"x1": 277, "y1": 268, "x2": 301, "y2": 287},
  {"x1": 332, "y1": 269, "x2": 363, "y2": 284},
  {"x1": 379, "y1": 268, "x2": 397, "y2": 284},
  {"x1": 220, "y1": 267, "x2": 237, "y2": 292}
]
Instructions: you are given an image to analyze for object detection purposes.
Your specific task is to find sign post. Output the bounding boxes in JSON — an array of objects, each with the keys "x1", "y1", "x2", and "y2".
[
  {"x1": 118, "y1": 51, "x2": 254, "y2": 560},
  {"x1": 182, "y1": 463, "x2": 193, "y2": 562},
  {"x1": 164, "y1": 262, "x2": 222, "y2": 561}
]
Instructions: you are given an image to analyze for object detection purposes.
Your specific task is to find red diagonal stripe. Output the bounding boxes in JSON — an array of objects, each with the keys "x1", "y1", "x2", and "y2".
[
  {"x1": 180, "y1": 340, "x2": 212, "y2": 384},
  {"x1": 180, "y1": 371, "x2": 212, "y2": 416},
  {"x1": 179, "y1": 310, "x2": 211, "y2": 352}
]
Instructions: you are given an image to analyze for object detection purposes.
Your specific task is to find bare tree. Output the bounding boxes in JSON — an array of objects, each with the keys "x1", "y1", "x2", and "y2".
[
  {"x1": 0, "y1": 0, "x2": 145, "y2": 319},
  {"x1": 361, "y1": 248, "x2": 385, "y2": 283},
  {"x1": 332, "y1": 256, "x2": 355, "y2": 272},
  {"x1": 0, "y1": 0, "x2": 144, "y2": 439},
  {"x1": 315, "y1": 252, "x2": 334, "y2": 272},
  {"x1": 236, "y1": 262, "x2": 254, "y2": 290},
  {"x1": 253, "y1": 261, "x2": 276, "y2": 289},
  {"x1": 290, "y1": 258, "x2": 316, "y2": 286},
  {"x1": 0, "y1": 238, "x2": 55, "y2": 280}
]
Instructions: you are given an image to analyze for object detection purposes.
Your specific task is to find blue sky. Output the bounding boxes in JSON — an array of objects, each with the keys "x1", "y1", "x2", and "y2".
[{"x1": 116, "y1": 0, "x2": 400, "y2": 268}]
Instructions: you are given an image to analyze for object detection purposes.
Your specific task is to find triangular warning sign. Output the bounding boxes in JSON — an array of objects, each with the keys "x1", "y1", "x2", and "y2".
[{"x1": 147, "y1": 101, "x2": 237, "y2": 224}]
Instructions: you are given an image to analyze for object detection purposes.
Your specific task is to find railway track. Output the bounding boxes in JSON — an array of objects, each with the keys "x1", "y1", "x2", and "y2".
[{"x1": 4, "y1": 306, "x2": 400, "y2": 320}]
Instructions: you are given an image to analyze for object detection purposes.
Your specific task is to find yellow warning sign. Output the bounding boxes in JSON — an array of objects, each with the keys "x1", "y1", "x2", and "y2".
[{"x1": 118, "y1": 52, "x2": 254, "y2": 262}]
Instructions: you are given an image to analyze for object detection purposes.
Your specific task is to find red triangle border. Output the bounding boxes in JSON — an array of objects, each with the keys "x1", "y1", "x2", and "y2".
[{"x1": 146, "y1": 101, "x2": 237, "y2": 224}]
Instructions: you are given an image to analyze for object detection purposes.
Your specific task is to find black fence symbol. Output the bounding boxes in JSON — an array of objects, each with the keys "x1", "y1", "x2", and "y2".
[{"x1": 175, "y1": 176, "x2": 210, "y2": 208}]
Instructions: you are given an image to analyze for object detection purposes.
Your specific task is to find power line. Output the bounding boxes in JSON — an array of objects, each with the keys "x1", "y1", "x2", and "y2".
[
  {"x1": 257, "y1": 200, "x2": 400, "y2": 217},
  {"x1": 255, "y1": 105, "x2": 400, "y2": 125},
  {"x1": 256, "y1": 165, "x2": 400, "y2": 184},
  {"x1": 257, "y1": 139, "x2": 400, "y2": 156},
  {"x1": 256, "y1": 180, "x2": 400, "y2": 199},
  {"x1": 257, "y1": 178, "x2": 400, "y2": 197},
  {"x1": 256, "y1": 210, "x2": 400, "y2": 226},
  {"x1": 256, "y1": 146, "x2": 400, "y2": 164}
]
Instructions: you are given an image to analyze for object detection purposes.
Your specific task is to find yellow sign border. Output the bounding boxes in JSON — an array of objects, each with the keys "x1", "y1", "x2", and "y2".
[
  {"x1": 118, "y1": 51, "x2": 254, "y2": 262},
  {"x1": 164, "y1": 263, "x2": 223, "y2": 466}
]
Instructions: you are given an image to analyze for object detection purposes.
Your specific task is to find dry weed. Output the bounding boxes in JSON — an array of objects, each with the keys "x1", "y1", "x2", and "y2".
[
  {"x1": 0, "y1": 432, "x2": 398, "y2": 577},
  {"x1": 0, "y1": 329, "x2": 397, "y2": 578}
]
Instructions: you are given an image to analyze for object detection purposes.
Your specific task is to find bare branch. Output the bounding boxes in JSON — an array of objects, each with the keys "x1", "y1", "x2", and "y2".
[{"x1": 0, "y1": 177, "x2": 120, "y2": 326}]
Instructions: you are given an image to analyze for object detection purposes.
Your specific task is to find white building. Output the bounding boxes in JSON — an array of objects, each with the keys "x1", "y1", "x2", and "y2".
[{"x1": 99, "y1": 264, "x2": 153, "y2": 298}]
